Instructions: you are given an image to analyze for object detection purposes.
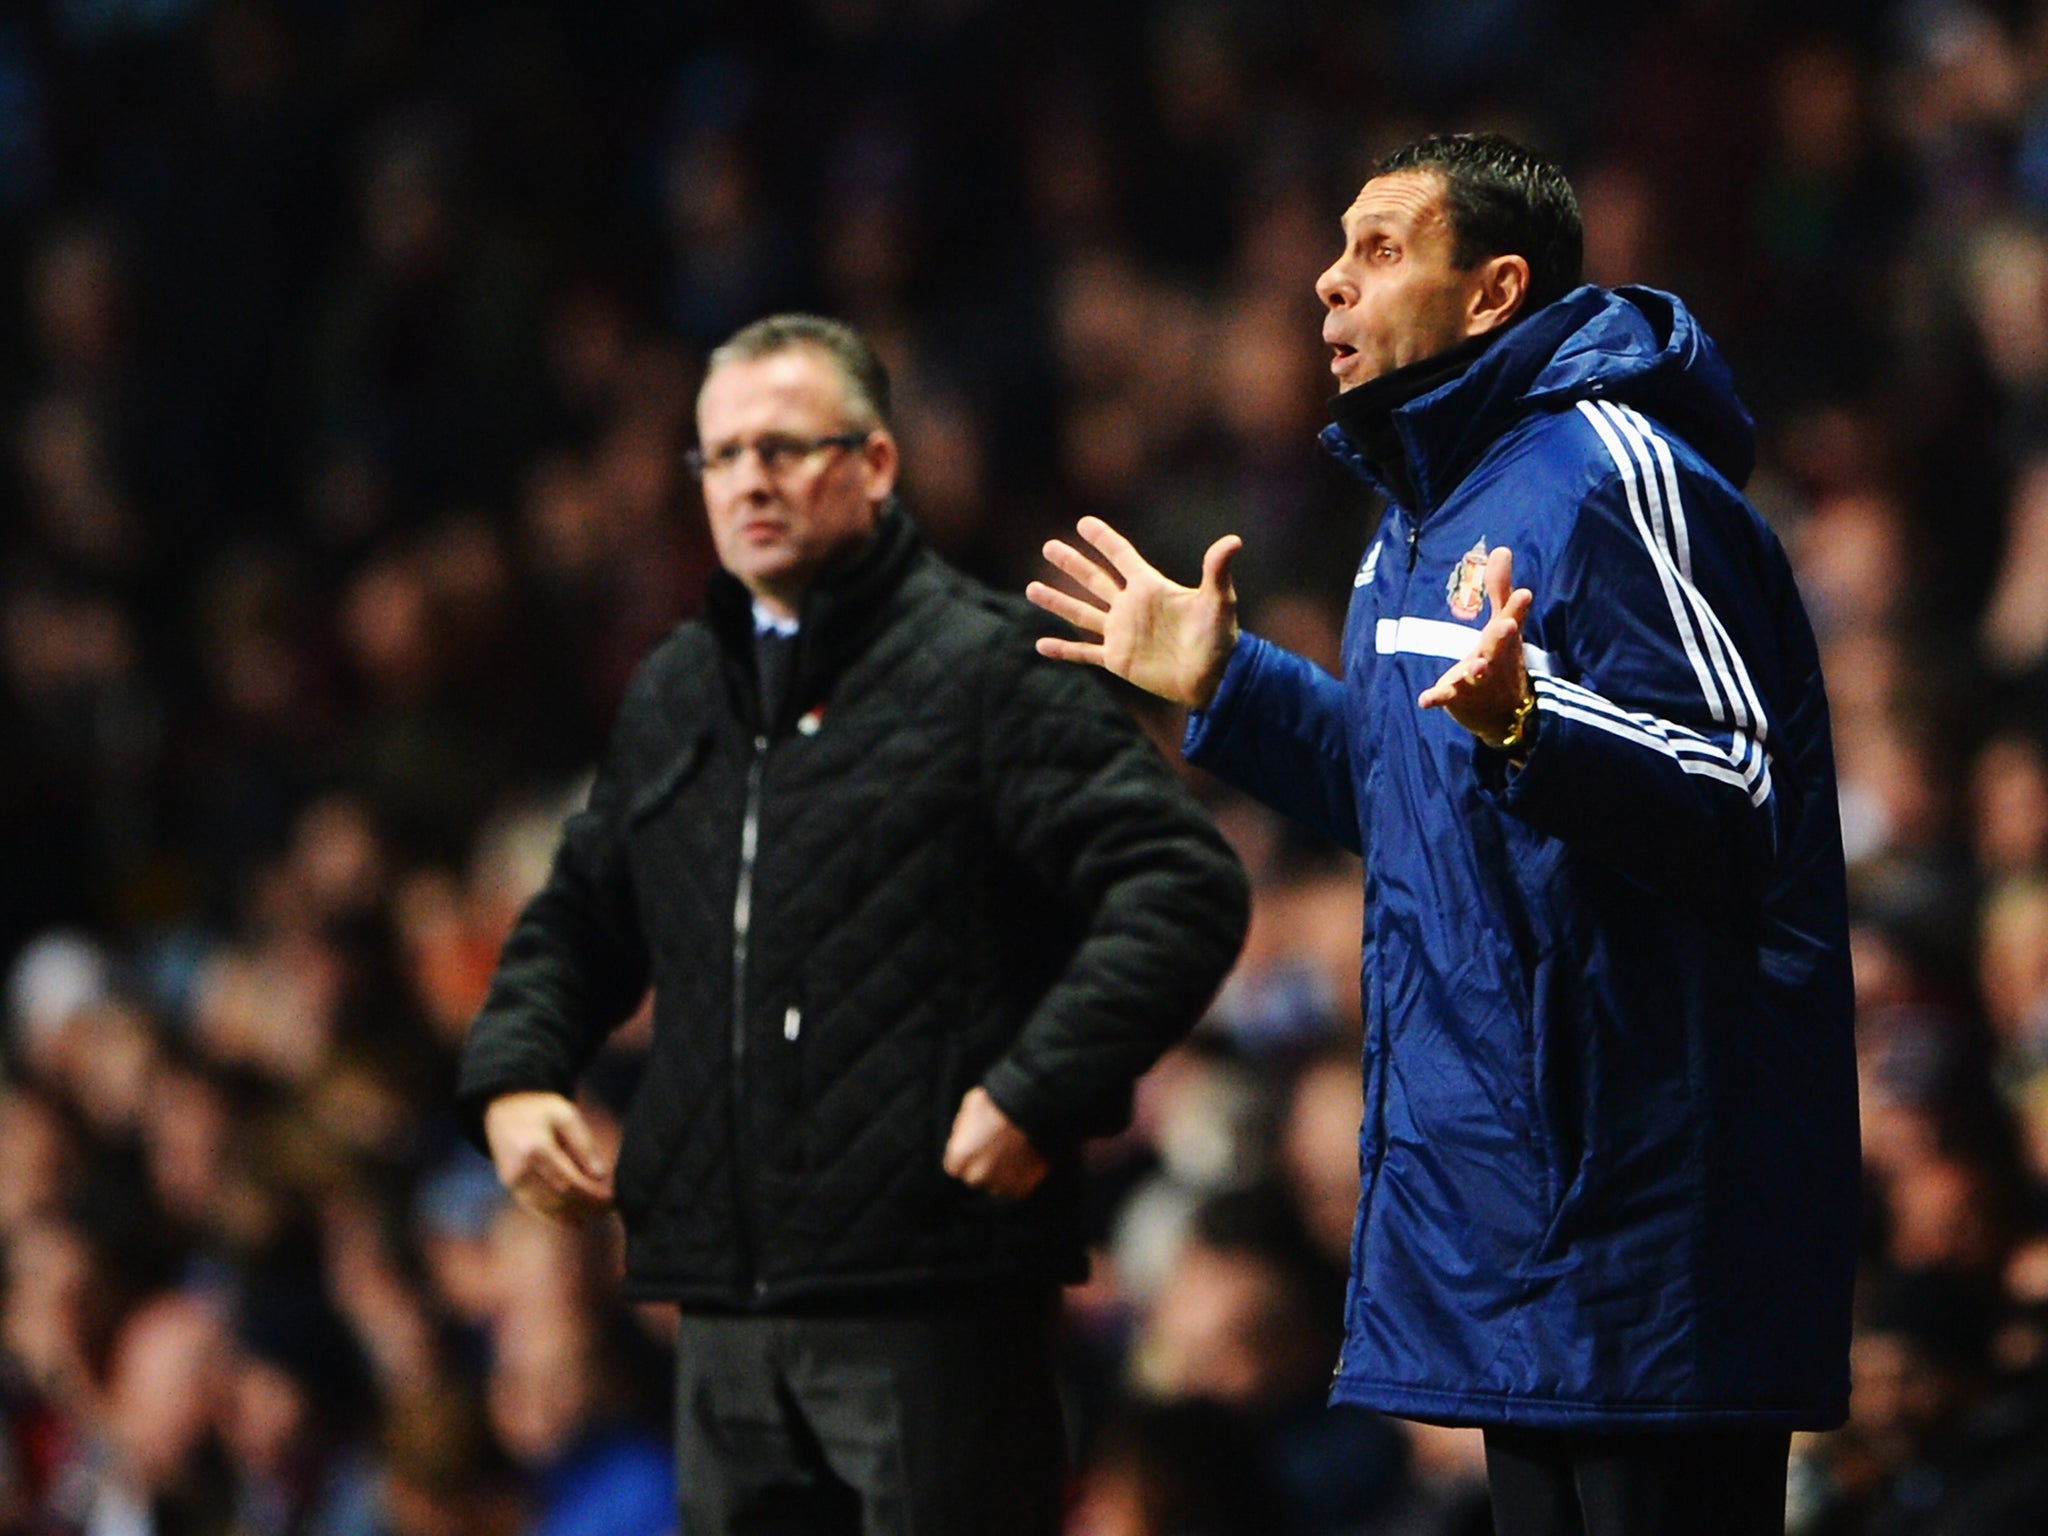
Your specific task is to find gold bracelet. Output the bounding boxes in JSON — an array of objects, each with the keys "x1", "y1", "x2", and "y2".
[{"x1": 1493, "y1": 686, "x2": 1539, "y2": 755}]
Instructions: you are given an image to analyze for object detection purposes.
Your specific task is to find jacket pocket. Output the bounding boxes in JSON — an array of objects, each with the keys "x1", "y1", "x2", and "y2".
[
  {"x1": 1526, "y1": 945, "x2": 1587, "y2": 1240},
  {"x1": 613, "y1": 1054, "x2": 691, "y2": 1225}
]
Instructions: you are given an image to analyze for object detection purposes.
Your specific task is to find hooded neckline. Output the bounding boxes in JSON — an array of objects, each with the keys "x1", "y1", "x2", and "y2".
[
  {"x1": 1327, "y1": 329, "x2": 1502, "y2": 513},
  {"x1": 1321, "y1": 285, "x2": 1757, "y2": 517}
]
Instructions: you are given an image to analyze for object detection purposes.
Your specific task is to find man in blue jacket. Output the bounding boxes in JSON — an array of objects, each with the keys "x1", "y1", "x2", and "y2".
[{"x1": 1028, "y1": 133, "x2": 1858, "y2": 1536}]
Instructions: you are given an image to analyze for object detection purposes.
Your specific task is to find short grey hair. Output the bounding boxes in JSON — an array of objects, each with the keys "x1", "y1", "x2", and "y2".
[{"x1": 701, "y1": 313, "x2": 893, "y2": 430}]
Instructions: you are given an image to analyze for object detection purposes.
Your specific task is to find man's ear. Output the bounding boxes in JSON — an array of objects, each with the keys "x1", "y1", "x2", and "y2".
[
  {"x1": 1466, "y1": 254, "x2": 1531, "y2": 337},
  {"x1": 860, "y1": 430, "x2": 899, "y2": 506}
]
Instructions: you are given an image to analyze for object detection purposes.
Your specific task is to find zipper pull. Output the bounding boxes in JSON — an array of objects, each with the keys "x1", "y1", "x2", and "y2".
[
  {"x1": 783, "y1": 1006, "x2": 802, "y2": 1043},
  {"x1": 1406, "y1": 520, "x2": 1421, "y2": 571}
]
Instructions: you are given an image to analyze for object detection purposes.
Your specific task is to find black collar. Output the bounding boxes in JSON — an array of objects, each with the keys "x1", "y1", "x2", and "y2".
[
  {"x1": 705, "y1": 503, "x2": 924, "y2": 732},
  {"x1": 1327, "y1": 330, "x2": 1501, "y2": 510}
]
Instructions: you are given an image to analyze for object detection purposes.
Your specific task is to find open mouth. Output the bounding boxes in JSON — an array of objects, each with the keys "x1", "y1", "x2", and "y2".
[{"x1": 1329, "y1": 342, "x2": 1357, "y2": 372}]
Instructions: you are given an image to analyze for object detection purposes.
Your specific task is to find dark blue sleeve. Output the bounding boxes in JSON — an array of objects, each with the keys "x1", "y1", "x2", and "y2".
[
  {"x1": 1480, "y1": 407, "x2": 1780, "y2": 912},
  {"x1": 1182, "y1": 634, "x2": 1361, "y2": 855}
]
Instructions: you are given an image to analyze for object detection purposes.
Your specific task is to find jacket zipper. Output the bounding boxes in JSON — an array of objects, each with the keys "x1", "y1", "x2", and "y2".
[
  {"x1": 731, "y1": 733, "x2": 768, "y2": 1299},
  {"x1": 1406, "y1": 518, "x2": 1421, "y2": 571}
]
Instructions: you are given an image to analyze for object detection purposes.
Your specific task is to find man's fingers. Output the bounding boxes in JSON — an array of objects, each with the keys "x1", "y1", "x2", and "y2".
[
  {"x1": 1200, "y1": 534, "x2": 1243, "y2": 597},
  {"x1": 1419, "y1": 656, "x2": 1481, "y2": 709},
  {"x1": 1035, "y1": 635, "x2": 1106, "y2": 667},
  {"x1": 943, "y1": 1145, "x2": 985, "y2": 1185},
  {"x1": 1025, "y1": 580, "x2": 1107, "y2": 637},
  {"x1": 1075, "y1": 516, "x2": 1155, "y2": 584},
  {"x1": 509, "y1": 1103, "x2": 609, "y2": 1199},
  {"x1": 985, "y1": 1149, "x2": 1049, "y2": 1201},
  {"x1": 558, "y1": 1163, "x2": 612, "y2": 1202},
  {"x1": 555, "y1": 1109, "x2": 609, "y2": 1183},
  {"x1": 536, "y1": 1163, "x2": 610, "y2": 1208},
  {"x1": 946, "y1": 1149, "x2": 1047, "y2": 1201},
  {"x1": 1041, "y1": 539, "x2": 1123, "y2": 603},
  {"x1": 939, "y1": 1086, "x2": 1045, "y2": 1199},
  {"x1": 523, "y1": 1161, "x2": 580, "y2": 1203},
  {"x1": 512, "y1": 1178, "x2": 611, "y2": 1228},
  {"x1": 1484, "y1": 545, "x2": 1515, "y2": 616},
  {"x1": 940, "y1": 1126, "x2": 966, "y2": 1178}
]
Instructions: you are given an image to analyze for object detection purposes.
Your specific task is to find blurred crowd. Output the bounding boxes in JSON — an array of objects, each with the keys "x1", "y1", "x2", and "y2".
[{"x1": 6, "y1": 0, "x2": 2048, "y2": 1532}]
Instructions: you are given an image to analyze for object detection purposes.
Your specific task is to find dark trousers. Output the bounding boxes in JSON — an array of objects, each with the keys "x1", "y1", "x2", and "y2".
[
  {"x1": 672, "y1": 1286, "x2": 1066, "y2": 1536},
  {"x1": 1482, "y1": 1425, "x2": 1791, "y2": 1536}
]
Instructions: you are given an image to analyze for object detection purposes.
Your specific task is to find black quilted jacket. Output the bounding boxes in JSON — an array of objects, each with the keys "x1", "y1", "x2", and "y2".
[{"x1": 456, "y1": 508, "x2": 1250, "y2": 1308}]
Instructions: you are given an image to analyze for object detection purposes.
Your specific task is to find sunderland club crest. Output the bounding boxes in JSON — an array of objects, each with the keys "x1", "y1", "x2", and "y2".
[{"x1": 1446, "y1": 538, "x2": 1489, "y2": 620}]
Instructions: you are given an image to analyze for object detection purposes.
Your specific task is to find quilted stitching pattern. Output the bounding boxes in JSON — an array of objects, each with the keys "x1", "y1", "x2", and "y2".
[{"x1": 460, "y1": 531, "x2": 1249, "y2": 1306}]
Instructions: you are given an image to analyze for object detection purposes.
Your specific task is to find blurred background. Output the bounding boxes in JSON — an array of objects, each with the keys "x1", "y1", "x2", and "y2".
[{"x1": 4, "y1": 0, "x2": 2048, "y2": 1532}]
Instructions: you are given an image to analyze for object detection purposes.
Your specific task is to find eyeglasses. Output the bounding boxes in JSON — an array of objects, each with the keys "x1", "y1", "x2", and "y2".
[{"x1": 685, "y1": 431, "x2": 871, "y2": 481}]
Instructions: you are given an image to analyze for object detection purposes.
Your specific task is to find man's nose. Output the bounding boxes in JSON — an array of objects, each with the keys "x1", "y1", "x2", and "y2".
[
  {"x1": 727, "y1": 447, "x2": 775, "y2": 495},
  {"x1": 1315, "y1": 262, "x2": 1348, "y2": 309}
]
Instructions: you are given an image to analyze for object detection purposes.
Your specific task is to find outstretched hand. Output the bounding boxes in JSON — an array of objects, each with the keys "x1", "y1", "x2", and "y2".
[
  {"x1": 1418, "y1": 546, "x2": 1536, "y2": 749},
  {"x1": 1026, "y1": 517, "x2": 1243, "y2": 709}
]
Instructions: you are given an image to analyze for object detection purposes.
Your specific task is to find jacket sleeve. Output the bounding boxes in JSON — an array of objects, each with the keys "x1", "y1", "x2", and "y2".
[
  {"x1": 1480, "y1": 417, "x2": 1781, "y2": 913},
  {"x1": 1180, "y1": 634, "x2": 1361, "y2": 854},
  {"x1": 453, "y1": 739, "x2": 652, "y2": 1153},
  {"x1": 975, "y1": 638, "x2": 1252, "y2": 1149}
]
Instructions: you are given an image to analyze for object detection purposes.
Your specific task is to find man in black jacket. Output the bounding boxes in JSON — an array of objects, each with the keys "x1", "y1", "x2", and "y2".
[{"x1": 456, "y1": 313, "x2": 1250, "y2": 1535}]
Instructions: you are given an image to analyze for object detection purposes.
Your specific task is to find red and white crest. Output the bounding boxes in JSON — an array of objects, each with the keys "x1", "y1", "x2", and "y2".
[{"x1": 1446, "y1": 538, "x2": 1489, "y2": 620}]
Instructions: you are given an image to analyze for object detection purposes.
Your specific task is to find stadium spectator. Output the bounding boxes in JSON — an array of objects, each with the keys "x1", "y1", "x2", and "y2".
[{"x1": 5, "y1": 5, "x2": 2048, "y2": 1532}]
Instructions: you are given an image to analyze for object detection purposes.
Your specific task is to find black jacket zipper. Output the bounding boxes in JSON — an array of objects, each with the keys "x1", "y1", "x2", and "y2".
[{"x1": 731, "y1": 732, "x2": 768, "y2": 1299}]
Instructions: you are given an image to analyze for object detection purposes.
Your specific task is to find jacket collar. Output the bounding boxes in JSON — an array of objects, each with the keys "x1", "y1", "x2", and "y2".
[
  {"x1": 706, "y1": 501, "x2": 925, "y2": 731},
  {"x1": 1325, "y1": 330, "x2": 1500, "y2": 512},
  {"x1": 1319, "y1": 286, "x2": 1758, "y2": 516}
]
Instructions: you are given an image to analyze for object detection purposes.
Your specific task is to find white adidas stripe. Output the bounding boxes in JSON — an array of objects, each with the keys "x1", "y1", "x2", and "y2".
[
  {"x1": 1374, "y1": 616, "x2": 1554, "y2": 676},
  {"x1": 1608, "y1": 403, "x2": 1773, "y2": 776},
  {"x1": 1541, "y1": 675, "x2": 1759, "y2": 771},
  {"x1": 1537, "y1": 677, "x2": 1771, "y2": 803},
  {"x1": 1576, "y1": 400, "x2": 1772, "y2": 801},
  {"x1": 1536, "y1": 698, "x2": 1757, "y2": 792},
  {"x1": 1578, "y1": 401, "x2": 1730, "y2": 724},
  {"x1": 1604, "y1": 403, "x2": 1769, "y2": 738}
]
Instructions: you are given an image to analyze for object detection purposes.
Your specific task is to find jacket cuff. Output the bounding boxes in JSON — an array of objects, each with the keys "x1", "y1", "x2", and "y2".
[
  {"x1": 1472, "y1": 694, "x2": 1557, "y2": 809},
  {"x1": 1181, "y1": 633, "x2": 1262, "y2": 768},
  {"x1": 978, "y1": 1057, "x2": 1104, "y2": 1153},
  {"x1": 452, "y1": 1062, "x2": 578, "y2": 1156}
]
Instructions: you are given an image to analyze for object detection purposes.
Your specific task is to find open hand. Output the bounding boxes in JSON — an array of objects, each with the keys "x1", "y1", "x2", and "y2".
[
  {"x1": 1417, "y1": 546, "x2": 1535, "y2": 749},
  {"x1": 482, "y1": 1091, "x2": 615, "y2": 1226},
  {"x1": 1027, "y1": 516, "x2": 1242, "y2": 709}
]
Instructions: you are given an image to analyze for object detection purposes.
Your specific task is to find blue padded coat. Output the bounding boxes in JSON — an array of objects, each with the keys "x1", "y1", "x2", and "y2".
[{"x1": 1185, "y1": 286, "x2": 1858, "y2": 1430}]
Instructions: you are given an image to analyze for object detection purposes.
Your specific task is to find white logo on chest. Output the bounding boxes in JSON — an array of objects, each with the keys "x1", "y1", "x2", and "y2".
[{"x1": 1354, "y1": 542, "x2": 1383, "y2": 588}]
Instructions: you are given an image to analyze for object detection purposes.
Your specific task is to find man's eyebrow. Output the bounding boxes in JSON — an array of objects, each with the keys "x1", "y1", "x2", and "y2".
[{"x1": 1342, "y1": 208, "x2": 1404, "y2": 236}]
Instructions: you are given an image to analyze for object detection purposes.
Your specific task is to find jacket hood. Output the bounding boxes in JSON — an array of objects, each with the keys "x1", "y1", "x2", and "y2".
[{"x1": 1322, "y1": 285, "x2": 1757, "y2": 512}]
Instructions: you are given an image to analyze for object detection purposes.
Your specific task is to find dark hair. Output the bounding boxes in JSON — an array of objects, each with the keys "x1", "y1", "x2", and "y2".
[
  {"x1": 1373, "y1": 132, "x2": 1584, "y2": 314},
  {"x1": 703, "y1": 312, "x2": 893, "y2": 429}
]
